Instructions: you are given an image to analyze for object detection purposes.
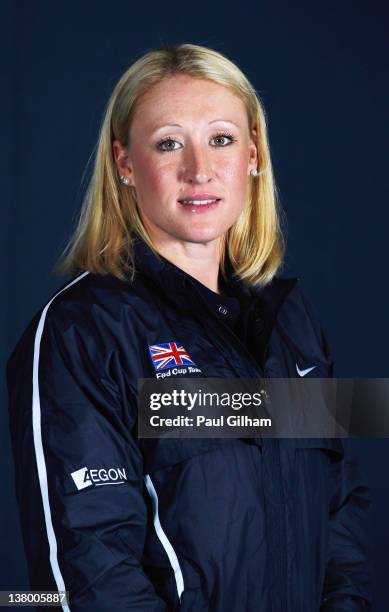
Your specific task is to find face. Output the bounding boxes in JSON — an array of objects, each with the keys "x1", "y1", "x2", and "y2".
[{"x1": 113, "y1": 73, "x2": 258, "y2": 249}]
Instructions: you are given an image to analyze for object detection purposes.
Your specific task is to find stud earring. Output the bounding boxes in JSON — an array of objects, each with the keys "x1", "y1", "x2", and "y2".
[
  {"x1": 119, "y1": 175, "x2": 130, "y2": 186},
  {"x1": 250, "y1": 168, "x2": 260, "y2": 177}
]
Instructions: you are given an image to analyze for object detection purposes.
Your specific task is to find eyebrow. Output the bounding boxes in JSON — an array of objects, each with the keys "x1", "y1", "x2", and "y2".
[{"x1": 151, "y1": 119, "x2": 241, "y2": 133}]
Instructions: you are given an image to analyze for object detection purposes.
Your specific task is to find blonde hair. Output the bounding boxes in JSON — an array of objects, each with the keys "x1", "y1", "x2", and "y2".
[{"x1": 57, "y1": 43, "x2": 285, "y2": 286}]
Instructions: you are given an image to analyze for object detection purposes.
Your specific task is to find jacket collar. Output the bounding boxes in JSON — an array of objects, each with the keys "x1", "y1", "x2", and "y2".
[{"x1": 132, "y1": 235, "x2": 297, "y2": 323}]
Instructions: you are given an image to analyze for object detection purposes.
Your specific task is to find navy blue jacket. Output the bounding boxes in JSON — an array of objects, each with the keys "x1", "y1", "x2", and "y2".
[{"x1": 7, "y1": 238, "x2": 371, "y2": 611}]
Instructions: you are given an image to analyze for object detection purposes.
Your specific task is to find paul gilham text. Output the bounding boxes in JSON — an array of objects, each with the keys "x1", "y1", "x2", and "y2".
[{"x1": 149, "y1": 415, "x2": 272, "y2": 428}]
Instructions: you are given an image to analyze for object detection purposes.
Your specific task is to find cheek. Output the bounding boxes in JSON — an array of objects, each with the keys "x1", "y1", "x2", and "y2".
[
  {"x1": 224, "y1": 160, "x2": 250, "y2": 203},
  {"x1": 135, "y1": 158, "x2": 170, "y2": 200},
  {"x1": 222, "y1": 153, "x2": 249, "y2": 183},
  {"x1": 134, "y1": 161, "x2": 178, "y2": 222}
]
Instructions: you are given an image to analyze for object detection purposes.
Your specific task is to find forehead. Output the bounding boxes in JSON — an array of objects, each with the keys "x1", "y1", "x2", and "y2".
[{"x1": 132, "y1": 74, "x2": 248, "y2": 130}]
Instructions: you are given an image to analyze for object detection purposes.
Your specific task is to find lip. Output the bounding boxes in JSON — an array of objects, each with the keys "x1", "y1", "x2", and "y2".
[
  {"x1": 177, "y1": 199, "x2": 222, "y2": 214},
  {"x1": 177, "y1": 193, "x2": 221, "y2": 201}
]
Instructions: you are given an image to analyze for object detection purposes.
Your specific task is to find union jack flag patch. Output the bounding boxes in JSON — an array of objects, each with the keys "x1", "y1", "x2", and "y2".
[{"x1": 148, "y1": 342, "x2": 196, "y2": 371}]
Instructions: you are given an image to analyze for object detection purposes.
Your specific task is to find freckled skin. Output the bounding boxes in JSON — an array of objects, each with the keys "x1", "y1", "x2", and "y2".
[{"x1": 113, "y1": 74, "x2": 258, "y2": 252}]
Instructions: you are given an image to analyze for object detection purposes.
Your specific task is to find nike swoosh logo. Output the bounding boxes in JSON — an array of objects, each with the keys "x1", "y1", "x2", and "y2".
[{"x1": 296, "y1": 364, "x2": 317, "y2": 377}]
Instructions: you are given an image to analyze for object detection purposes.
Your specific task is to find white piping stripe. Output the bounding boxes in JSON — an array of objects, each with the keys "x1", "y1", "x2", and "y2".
[
  {"x1": 32, "y1": 271, "x2": 89, "y2": 612},
  {"x1": 95, "y1": 481, "x2": 125, "y2": 486},
  {"x1": 144, "y1": 474, "x2": 185, "y2": 600}
]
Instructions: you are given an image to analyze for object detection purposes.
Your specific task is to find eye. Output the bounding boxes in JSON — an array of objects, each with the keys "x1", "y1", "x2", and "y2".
[
  {"x1": 156, "y1": 137, "x2": 182, "y2": 153},
  {"x1": 211, "y1": 132, "x2": 237, "y2": 147},
  {"x1": 156, "y1": 132, "x2": 237, "y2": 154}
]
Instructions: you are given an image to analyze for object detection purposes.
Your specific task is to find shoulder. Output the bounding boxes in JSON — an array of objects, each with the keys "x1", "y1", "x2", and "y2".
[
  {"x1": 277, "y1": 279, "x2": 327, "y2": 349},
  {"x1": 34, "y1": 270, "x2": 153, "y2": 338},
  {"x1": 7, "y1": 272, "x2": 134, "y2": 375},
  {"x1": 255, "y1": 276, "x2": 333, "y2": 370},
  {"x1": 45, "y1": 271, "x2": 130, "y2": 320},
  {"x1": 258, "y1": 276, "x2": 323, "y2": 333}
]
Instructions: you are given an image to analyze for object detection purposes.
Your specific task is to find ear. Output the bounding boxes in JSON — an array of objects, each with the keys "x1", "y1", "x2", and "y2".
[
  {"x1": 112, "y1": 140, "x2": 135, "y2": 186},
  {"x1": 248, "y1": 126, "x2": 259, "y2": 175}
]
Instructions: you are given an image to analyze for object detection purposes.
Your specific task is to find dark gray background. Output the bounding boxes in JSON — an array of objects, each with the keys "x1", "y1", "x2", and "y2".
[{"x1": 2, "y1": 0, "x2": 388, "y2": 609}]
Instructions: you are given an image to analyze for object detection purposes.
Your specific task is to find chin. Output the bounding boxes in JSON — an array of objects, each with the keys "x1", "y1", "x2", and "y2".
[
  {"x1": 178, "y1": 229, "x2": 223, "y2": 244},
  {"x1": 177, "y1": 220, "x2": 234, "y2": 243}
]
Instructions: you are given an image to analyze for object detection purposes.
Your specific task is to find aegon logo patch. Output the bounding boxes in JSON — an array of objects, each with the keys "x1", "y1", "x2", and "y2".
[{"x1": 70, "y1": 466, "x2": 127, "y2": 490}]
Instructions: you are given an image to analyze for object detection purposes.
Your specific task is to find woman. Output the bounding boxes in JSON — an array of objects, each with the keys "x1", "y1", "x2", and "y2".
[{"x1": 7, "y1": 44, "x2": 371, "y2": 611}]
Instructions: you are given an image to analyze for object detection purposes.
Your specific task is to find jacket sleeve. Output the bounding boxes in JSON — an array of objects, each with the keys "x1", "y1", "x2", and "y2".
[
  {"x1": 320, "y1": 439, "x2": 372, "y2": 610},
  {"x1": 7, "y1": 300, "x2": 168, "y2": 612},
  {"x1": 297, "y1": 288, "x2": 372, "y2": 610}
]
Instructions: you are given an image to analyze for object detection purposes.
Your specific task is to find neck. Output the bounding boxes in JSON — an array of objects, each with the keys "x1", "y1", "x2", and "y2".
[{"x1": 151, "y1": 236, "x2": 222, "y2": 294}]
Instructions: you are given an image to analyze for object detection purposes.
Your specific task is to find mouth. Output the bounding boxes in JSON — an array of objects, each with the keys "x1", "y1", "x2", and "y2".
[{"x1": 177, "y1": 198, "x2": 222, "y2": 213}]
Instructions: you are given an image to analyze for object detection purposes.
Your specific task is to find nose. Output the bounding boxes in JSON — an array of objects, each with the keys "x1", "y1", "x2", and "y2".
[{"x1": 181, "y1": 142, "x2": 213, "y2": 183}]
